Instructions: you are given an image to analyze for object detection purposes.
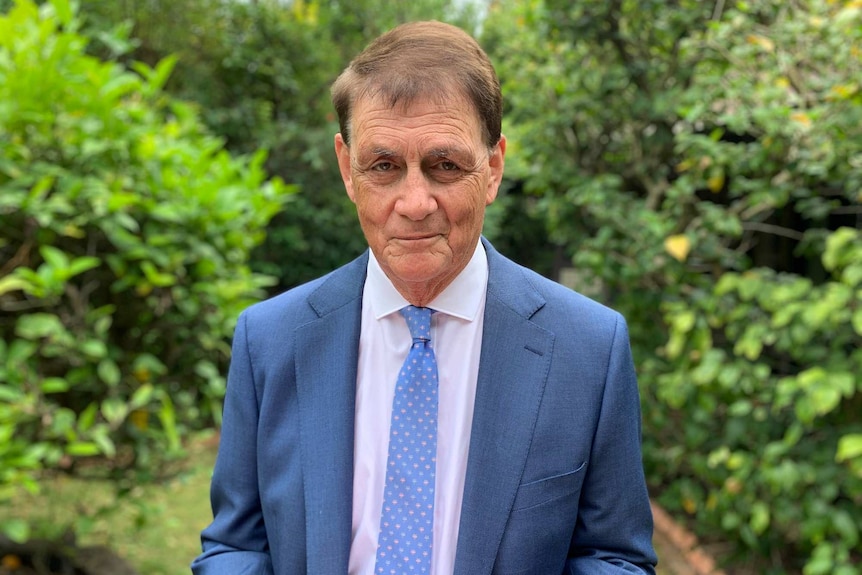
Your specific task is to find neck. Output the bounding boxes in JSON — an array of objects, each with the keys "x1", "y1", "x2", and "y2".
[{"x1": 393, "y1": 279, "x2": 449, "y2": 308}]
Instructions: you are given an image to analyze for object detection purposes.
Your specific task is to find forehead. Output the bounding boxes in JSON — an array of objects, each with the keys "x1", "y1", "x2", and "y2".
[{"x1": 349, "y1": 94, "x2": 484, "y2": 152}]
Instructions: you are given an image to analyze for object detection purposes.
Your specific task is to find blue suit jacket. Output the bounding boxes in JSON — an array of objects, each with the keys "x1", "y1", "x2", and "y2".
[{"x1": 192, "y1": 239, "x2": 657, "y2": 575}]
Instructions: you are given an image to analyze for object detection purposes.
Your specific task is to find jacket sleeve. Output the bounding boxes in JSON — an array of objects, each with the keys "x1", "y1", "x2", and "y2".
[
  {"x1": 565, "y1": 315, "x2": 657, "y2": 574},
  {"x1": 191, "y1": 312, "x2": 274, "y2": 575}
]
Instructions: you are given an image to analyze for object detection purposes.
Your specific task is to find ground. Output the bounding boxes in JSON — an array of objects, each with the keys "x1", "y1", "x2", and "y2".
[
  {"x1": 652, "y1": 501, "x2": 726, "y2": 575},
  {"x1": 3, "y1": 432, "x2": 720, "y2": 575}
]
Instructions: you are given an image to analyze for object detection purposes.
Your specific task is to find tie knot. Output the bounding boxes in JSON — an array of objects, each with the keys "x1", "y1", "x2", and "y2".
[{"x1": 400, "y1": 305, "x2": 433, "y2": 342}]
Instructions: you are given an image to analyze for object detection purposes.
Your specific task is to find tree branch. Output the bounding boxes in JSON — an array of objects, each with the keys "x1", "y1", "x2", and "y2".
[
  {"x1": 742, "y1": 221, "x2": 805, "y2": 241},
  {"x1": 712, "y1": 0, "x2": 726, "y2": 21}
]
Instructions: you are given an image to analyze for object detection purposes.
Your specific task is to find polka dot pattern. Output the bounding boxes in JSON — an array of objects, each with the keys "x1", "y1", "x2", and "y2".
[{"x1": 374, "y1": 306, "x2": 439, "y2": 575}]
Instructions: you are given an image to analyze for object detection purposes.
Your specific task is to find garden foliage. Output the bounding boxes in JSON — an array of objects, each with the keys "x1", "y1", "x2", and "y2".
[
  {"x1": 485, "y1": 0, "x2": 861, "y2": 572},
  {"x1": 76, "y1": 0, "x2": 482, "y2": 292},
  {"x1": 0, "y1": 0, "x2": 290, "y2": 541},
  {"x1": 2, "y1": 0, "x2": 860, "y2": 572}
]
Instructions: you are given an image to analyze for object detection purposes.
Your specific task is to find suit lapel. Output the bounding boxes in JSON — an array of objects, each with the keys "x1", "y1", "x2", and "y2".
[
  {"x1": 294, "y1": 255, "x2": 367, "y2": 574},
  {"x1": 453, "y1": 242, "x2": 555, "y2": 575},
  {"x1": 290, "y1": 244, "x2": 554, "y2": 573}
]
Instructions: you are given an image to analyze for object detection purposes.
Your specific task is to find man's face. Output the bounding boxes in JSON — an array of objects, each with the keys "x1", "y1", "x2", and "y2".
[{"x1": 335, "y1": 93, "x2": 506, "y2": 305}]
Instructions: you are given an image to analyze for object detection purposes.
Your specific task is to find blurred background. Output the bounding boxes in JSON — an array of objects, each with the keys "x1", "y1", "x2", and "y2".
[{"x1": 0, "y1": 0, "x2": 860, "y2": 573}]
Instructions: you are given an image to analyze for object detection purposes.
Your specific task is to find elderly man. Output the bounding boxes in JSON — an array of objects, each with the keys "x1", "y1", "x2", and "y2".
[{"x1": 192, "y1": 20, "x2": 657, "y2": 575}]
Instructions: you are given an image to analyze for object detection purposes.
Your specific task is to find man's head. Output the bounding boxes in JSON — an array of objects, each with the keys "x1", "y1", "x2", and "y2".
[
  {"x1": 332, "y1": 21, "x2": 506, "y2": 306},
  {"x1": 331, "y1": 20, "x2": 502, "y2": 151}
]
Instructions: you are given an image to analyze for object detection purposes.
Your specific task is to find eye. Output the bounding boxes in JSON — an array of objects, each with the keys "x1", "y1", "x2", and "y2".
[
  {"x1": 372, "y1": 161, "x2": 395, "y2": 172},
  {"x1": 428, "y1": 159, "x2": 463, "y2": 182}
]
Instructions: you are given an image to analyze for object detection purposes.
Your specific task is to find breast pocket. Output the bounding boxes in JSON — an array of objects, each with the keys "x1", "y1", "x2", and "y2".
[
  {"x1": 493, "y1": 462, "x2": 588, "y2": 574},
  {"x1": 511, "y1": 461, "x2": 587, "y2": 512}
]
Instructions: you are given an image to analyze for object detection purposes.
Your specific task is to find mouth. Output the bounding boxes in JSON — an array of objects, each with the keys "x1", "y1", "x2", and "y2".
[
  {"x1": 392, "y1": 234, "x2": 443, "y2": 247},
  {"x1": 398, "y1": 233, "x2": 439, "y2": 240}
]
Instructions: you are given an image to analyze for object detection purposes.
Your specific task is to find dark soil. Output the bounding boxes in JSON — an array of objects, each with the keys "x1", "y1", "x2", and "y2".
[{"x1": 0, "y1": 534, "x2": 138, "y2": 575}]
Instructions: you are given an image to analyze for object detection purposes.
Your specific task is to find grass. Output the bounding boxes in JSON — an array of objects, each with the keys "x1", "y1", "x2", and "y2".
[
  {"x1": 6, "y1": 432, "x2": 681, "y2": 574},
  {"x1": 4, "y1": 432, "x2": 217, "y2": 575}
]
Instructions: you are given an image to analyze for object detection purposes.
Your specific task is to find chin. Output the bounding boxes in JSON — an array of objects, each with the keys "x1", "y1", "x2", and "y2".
[{"x1": 387, "y1": 256, "x2": 449, "y2": 284}]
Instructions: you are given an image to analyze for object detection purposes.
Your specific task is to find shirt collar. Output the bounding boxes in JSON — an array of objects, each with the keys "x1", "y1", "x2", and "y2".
[{"x1": 365, "y1": 241, "x2": 488, "y2": 321}]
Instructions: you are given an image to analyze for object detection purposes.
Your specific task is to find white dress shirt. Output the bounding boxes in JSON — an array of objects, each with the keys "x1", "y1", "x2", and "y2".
[{"x1": 348, "y1": 241, "x2": 488, "y2": 575}]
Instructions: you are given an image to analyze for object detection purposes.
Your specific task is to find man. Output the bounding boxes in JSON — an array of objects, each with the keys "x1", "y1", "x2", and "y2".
[{"x1": 192, "y1": 20, "x2": 657, "y2": 575}]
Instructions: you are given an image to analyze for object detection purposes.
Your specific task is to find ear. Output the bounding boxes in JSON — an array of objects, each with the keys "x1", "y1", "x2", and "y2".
[
  {"x1": 335, "y1": 133, "x2": 356, "y2": 203},
  {"x1": 485, "y1": 134, "x2": 507, "y2": 206}
]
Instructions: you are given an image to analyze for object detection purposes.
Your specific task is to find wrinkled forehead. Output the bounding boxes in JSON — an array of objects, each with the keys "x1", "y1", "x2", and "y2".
[
  {"x1": 349, "y1": 92, "x2": 484, "y2": 151},
  {"x1": 346, "y1": 80, "x2": 484, "y2": 141}
]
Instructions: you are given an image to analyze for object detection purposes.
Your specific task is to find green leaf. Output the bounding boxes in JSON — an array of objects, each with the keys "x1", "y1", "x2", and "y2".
[
  {"x1": 130, "y1": 383, "x2": 154, "y2": 409},
  {"x1": 707, "y1": 446, "x2": 730, "y2": 468},
  {"x1": 131, "y1": 54, "x2": 177, "y2": 95},
  {"x1": 750, "y1": 501, "x2": 770, "y2": 534},
  {"x1": 150, "y1": 53, "x2": 178, "y2": 93},
  {"x1": 49, "y1": 0, "x2": 74, "y2": 26},
  {"x1": 672, "y1": 310, "x2": 696, "y2": 334},
  {"x1": 51, "y1": 408, "x2": 77, "y2": 435},
  {"x1": 133, "y1": 353, "x2": 167, "y2": 379},
  {"x1": 28, "y1": 175, "x2": 56, "y2": 204},
  {"x1": 92, "y1": 427, "x2": 117, "y2": 458},
  {"x1": 832, "y1": 509, "x2": 859, "y2": 547},
  {"x1": 809, "y1": 385, "x2": 842, "y2": 418},
  {"x1": 101, "y1": 397, "x2": 128, "y2": 426},
  {"x1": 0, "y1": 385, "x2": 23, "y2": 402},
  {"x1": 7, "y1": 339, "x2": 36, "y2": 365},
  {"x1": 804, "y1": 542, "x2": 835, "y2": 575},
  {"x1": 93, "y1": 315, "x2": 113, "y2": 335},
  {"x1": 836, "y1": 434, "x2": 862, "y2": 463},
  {"x1": 66, "y1": 442, "x2": 100, "y2": 456},
  {"x1": 727, "y1": 452, "x2": 747, "y2": 470},
  {"x1": 140, "y1": 261, "x2": 176, "y2": 287},
  {"x1": 39, "y1": 245, "x2": 69, "y2": 270},
  {"x1": 80, "y1": 339, "x2": 107, "y2": 359},
  {"x1": 1, "y1": 518, "x2": 30, "y2": 543},
  {"x1": 843, "y1": 263, "x2": 862, "y2": 287},
  {"x1": 0, "y1": 275, "x2": 31, "y2": 296},
  {"x1": 823, "y1": 228, "x2": 857, "y2": 272},
  {"x1": 101, "y1": 74, "x2": 140, "y2": 100},
  {"x1": 68, "y1": 256, "x2": 100, "y2": 277},
  {"x1": 97, "y1": 358, "x2": 121, "y2": 386},
  {"x1": 16, "y1": 313, "x2": 65, "y2": 340},
  {"x1": 78, "y1": 402, "x2": 98, "y2": 432},
  {"x1": 158, "y1": 393, "x2": 180, "y2": 452},
  {"x1": 40, "y1": 377, "x2": 69, "y2": 393},
  {"x1": 714, "y1": 273, "x2": 738, "y2": 295}
]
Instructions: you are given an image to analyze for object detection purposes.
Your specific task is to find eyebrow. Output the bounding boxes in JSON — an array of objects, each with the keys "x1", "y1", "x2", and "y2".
[
  {"x1": 428, "y1": 147, "x2": 470, "y2": 159},
  {"x1": 352, "y1": 147, "x2": 398, "y2": 167},
  {"x1": 362, "y1": 145, "x2": 471, "y2": 158},
  {"x1": 371, "y1": 147, "x2": 397, "y2": 157}
]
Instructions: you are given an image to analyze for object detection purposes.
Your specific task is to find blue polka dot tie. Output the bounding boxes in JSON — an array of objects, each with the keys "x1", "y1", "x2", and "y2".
[{"x1": 375, "y1": 306, "x2": 439, "y2": 574}]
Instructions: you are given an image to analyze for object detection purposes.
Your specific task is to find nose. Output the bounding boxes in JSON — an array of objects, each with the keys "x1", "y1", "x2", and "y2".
[{"x1": 394, "y1": 170, "x2": 438, "y2": 220}]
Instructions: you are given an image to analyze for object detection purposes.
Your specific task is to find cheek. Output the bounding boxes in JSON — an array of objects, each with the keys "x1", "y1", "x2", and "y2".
[
  {"x1": 449, "y1": 183, "x2": 488, "y2": 224},
  {"x1": 353, "y1": 189, "x2": 392, "y2": 227}
]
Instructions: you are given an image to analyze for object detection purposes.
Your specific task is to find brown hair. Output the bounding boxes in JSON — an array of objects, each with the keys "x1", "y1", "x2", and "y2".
[{"x1": 331, "y1": 21, "x2": 502, "y2": 149}]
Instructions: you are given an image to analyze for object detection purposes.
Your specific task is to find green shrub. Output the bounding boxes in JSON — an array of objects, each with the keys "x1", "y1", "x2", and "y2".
[
  {"x1": 484, "y1": 0, "x2": 861, "y2": 572},
  {"x1": 0, "y1": 0, "x2": 291, "y2": 541},
  {"x1": 657, "y1": 227, "x2": 862, "y2": 574},
  {"x1": 75, "y1": 0, "x2": 483, "y2": 292}
]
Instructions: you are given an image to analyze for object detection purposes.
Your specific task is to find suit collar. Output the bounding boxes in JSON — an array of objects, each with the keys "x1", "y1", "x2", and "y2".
[
  {"x1": 295, "y1": 243, "x2": 555, "y2": 574},
  {"x1": 306, "y1": 252, "x2": 368, "y2": 317},
  {"x1": 481, "y1": 237, "x2": 546, "y2": 320},
  {"x1": 365, "y1": 240, "x2": 489, "y2": 321},
  {"x1": 454, "y1": 239, "x2": 554, "y2": 574},
  {"x1": 295, "y1": 253, "x2": 367, "y2": 573}
]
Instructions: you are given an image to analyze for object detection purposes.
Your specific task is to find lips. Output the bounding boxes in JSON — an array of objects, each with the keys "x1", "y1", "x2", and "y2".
[
  {"x1": 398, "y1": 233, "x2": 439, "y2": 240},
  {"x1": 391, "y1": 234, "x2": 443, "y2": 248}
]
